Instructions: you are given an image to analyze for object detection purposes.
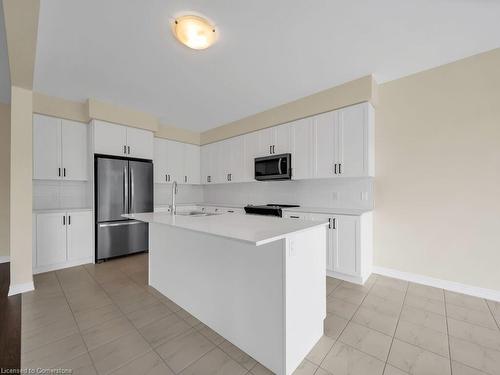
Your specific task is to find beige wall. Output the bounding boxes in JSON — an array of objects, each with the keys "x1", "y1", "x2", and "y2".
[
  {"x1": 2, "y1": 0, "x2": 39, "y2": 90},
  {"x1": 156, "y1": 124, "x2": 200, "y2": 145},
  {"x1": 375, "y1": 48, "x2": 500, "y2": 291},
  {"x1": 201, "y1": 75, "x2": 376, "y2": 144},
  {"x1": 9, "y1": 87, "x2": 33, "y2": 287},
  {"x1": 33, "y1": 92, "x2": 89, "y2": 122},
  {"x1": 0, "y1": 103, "x2": 10, "y2": 258},
  {"x1": 87, "y1": 98, "x2": 159, "y2": 132}
]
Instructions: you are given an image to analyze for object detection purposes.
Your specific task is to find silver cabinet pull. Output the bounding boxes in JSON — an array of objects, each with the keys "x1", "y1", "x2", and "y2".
[
  {"x1": 339, "y1": 164, "x2": 342, "y2": 174},
  {"x1": 62, "y1": 215, "x2": 65, "y2": 225},
  {"x1": 63, "y1": 168, "x2": 66, "y2": 177},
  {"x1": 328, "y1": 218, "x2": 332, "y2": 229},
  {"x1": 272, "y1": 145, "x2": 275, "y2": 154},
  {"x1": 332, "y1": 218, "x2": 336, "y2": 229},
  {"x1": 123, "y1": 145, "x2": 127, "y2": 154},
  {"x1": 128, "y1": 146, "x2": 130, "y2": 154},
  {"x1": 334, "y1": 164, "x2": 337, "y2": 174},
  {"x1": 269, "y1": 145, "x2": 272, "y2": 154},
  {"x1": 184, "y1": 176, "x2": 187, "y2": 183},
  {"x1": 68, "y1": 215, "x2": 71, "y2": 225},
  {"x1": 58, "y1": 168, "x2": 61, "y2": 177},
  {"x1": 290, "y1": 215, "x2": 300, "y2": 219}
]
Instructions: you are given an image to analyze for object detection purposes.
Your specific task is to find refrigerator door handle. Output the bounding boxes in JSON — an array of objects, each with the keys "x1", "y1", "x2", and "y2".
[
  {"x1": 130, "y1": 168, "x2": 135, "y2": 213},
  {"x1": 123, "y1": 165, "x2": 129, "y2": 214}
]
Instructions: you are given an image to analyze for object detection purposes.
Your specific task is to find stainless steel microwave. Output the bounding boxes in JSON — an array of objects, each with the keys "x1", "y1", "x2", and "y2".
[{"x1": 255, "y1": 153, "x2": 292, "y2": 181}]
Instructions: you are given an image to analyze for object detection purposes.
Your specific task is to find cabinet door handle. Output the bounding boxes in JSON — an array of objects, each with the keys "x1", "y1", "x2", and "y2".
[
  {"x1": 334, "y1": 164, "x2": 337, "y2": 174},
  {"x1": 68, "y1": 215, "x2": 71, "y2": 225},
  {"x1": 63, "y1": 168, "x2": 66, "y2": 177},
  {"x1": 184, "y1": 176, "x2": 187, "y2": 183},
  {"x1": 328, "y1": 218, "x2": 332, "y2": 229},
  {"x1": 339, "y1": 163, "x2": 342, "y2": 174},
  {"x1": 269, "y1": 145, "x2": 272, "y2": 154},
  {"x1": 290, "y1": 215, "x2": 300, "y2": 219},
  {"x1": 229, "y1": 173, "x2": 232, "y2": 181},
  {"x1": 272, "y1": 145, "x2": 275, "y2": 154},
  {"x1": 58, "y1": 168, "x2": 61, "y2": 177},
  {"x1": 127, "y1": 146, "x2": 130, "y2": 154},
  {"x1": 124, "y1": 145, "x2": 127, "y2": 154},
  {"x1": 63, "y1": 215, "x2": 65, "y2": 226},
  {"x1": 332, "y1": 218, "x2": 336, "y2": 229}
]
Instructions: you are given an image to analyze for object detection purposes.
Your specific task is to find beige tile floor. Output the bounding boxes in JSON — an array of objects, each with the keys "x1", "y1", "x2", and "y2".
[{"x1": 21, "y1": 253, "x2": 500, "y2": 375}]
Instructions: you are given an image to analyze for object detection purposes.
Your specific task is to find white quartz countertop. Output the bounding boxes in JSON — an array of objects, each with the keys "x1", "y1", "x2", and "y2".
[
  {"x1": 282, "y1": 206, "x2": 372, "y2": 216},
  {"x1": 123, "y1": 211, "x2": 328, "y2": 246},
  {"x1": 33, "y1": 208, "x2": 93, "y2": 214}
]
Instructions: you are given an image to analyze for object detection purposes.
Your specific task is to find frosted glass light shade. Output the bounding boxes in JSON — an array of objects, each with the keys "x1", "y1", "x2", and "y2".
[{"x1": 173, "y1": 15, "x2": 216, "y2": 50}]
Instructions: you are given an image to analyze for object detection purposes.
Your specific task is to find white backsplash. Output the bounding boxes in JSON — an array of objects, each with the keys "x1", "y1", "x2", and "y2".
[
  {"x1": 34, "y1": 178, "x2": 372, "y2": 211},
  {"x1": 154, "y1": 184, "x2": 204, "y2": 206},
  {"x1": 33, "y1": 180, "x2": 92, "y2": 210},
  {"x1": 203, "y1": 178, "x2": 374, "y2": 209}
]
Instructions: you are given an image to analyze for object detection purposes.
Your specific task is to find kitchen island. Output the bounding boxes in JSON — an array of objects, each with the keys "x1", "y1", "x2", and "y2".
[{"x1": 123, "y1": 211, "x2": 328, "y2": 375}]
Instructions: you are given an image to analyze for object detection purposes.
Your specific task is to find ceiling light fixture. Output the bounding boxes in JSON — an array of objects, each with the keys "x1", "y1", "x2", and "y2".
[{"x1": 173, "y1": 15, "x2": 217, "y2": 50}]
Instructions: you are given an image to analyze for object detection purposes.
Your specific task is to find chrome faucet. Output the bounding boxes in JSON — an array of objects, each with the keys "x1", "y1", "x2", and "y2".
[{"x1": 171, "y1": 181, "x2": 178, "y2": 214}]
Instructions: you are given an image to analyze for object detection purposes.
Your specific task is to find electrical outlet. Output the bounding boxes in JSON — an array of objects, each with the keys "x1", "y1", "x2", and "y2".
[{"x1": 332, "y1": 192, "x2": 339, "y2": 201}]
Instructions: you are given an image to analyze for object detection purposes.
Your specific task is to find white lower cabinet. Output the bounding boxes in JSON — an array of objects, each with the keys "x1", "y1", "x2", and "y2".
[
  {"x1": 284, "y1": 211, "x2": 373, "y2": 284},
  {"x1": 33, "y1": 210, "x2": 93, "y2": 273}
]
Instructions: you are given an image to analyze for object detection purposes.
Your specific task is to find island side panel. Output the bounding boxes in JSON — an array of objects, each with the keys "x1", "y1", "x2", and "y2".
[
  {"x1": 284, "y1": 225, "x2": 326, "y2": 375},
  {"x1": 148, "y1": 223, "x2": 286, "y2": 375}
]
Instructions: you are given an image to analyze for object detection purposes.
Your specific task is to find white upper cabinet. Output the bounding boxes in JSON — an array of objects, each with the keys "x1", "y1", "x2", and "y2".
[
  {"x1": 274, "y1": 124, "x2": 292, "y2": 155},
  {"x1": 199, "y1": 102, "x2": 373, "y2": 184},
  {"x1": 93, "y1": 120, "x2": 127, "y2": 157},
  {"x1": 33, "y1": 114, "x2": 88, "y2": 181},
  {"x1": 93, "y1": 120, "x2": 153, "y2": 160},
  {"x1": 61, "y1": 120, "x2": 88, "y2": 181},
  {"x1": 313, "y1": 102, "x2": 374, "y2": 178},
  {"x1": 256, "y1": 125, "x2": 291, "y2": 156},
  {"x1": 290, "y1": 117, "x2": 314, "y2": 180},
  {"x1": 154, "y1": 138, "x2": 200, "y2": 184},
  {"x1": 33, "y1": 115, "x2": 61, "y2": 180},
  {"x1": 126, "y1": 127, "x2": 154, "y2": 160},
  {"x1": 154, "y1": 138, "x2": 168, "y2": 183},
  {"x1": 183, "y1": 143, "x2": 201, "y2": 184},
  {"x1": 336, "y1": 102, "x2": 374, "y2": 177},
  {"x1": 243, "y1": 132, "x2": 260, "y2": 181},
  {"x1": 313, "y1": 111, "x2": 338, "y2": 178}
]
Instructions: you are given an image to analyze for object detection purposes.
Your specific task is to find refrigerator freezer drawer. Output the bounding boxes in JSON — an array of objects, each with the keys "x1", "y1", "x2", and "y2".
[{"x1": 97, "y1": 220, "x2": 148, "y2": 261}]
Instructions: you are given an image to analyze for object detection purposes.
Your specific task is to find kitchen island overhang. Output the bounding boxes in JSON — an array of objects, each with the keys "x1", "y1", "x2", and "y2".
[{"x1": 124, "y1": 212, "x2": 328, "y2": 375}]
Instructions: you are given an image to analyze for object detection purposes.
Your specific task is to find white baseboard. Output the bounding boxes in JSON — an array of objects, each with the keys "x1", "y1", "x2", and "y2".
[
  {"x1": 33, "y1": 258, "x2": 93, "y2": 275},
  {"x1": 8, "y1": 281, "x2": 35, "y2": 296},
  {"x1": 327, "y1": 270, "x2": 366, "y2": 285},
  {"x1": 373, "y1": 266, "x2": 500, "y2": 302},
  {"x1": 0, "y1": 256, "x2": 10, "y2": 264}
]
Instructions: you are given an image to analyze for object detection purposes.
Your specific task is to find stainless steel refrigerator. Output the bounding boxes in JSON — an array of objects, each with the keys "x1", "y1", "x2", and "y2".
[{"x1": 95, "y1": 156, "x2": 153, "y2": 261}]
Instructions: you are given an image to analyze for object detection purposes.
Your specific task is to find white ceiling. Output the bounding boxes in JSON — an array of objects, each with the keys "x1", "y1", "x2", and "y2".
[
  {"x1": 0, "y1": 3, "x2": 11, "y2": 104},
  {"x1": 28, "y1": 0, "x2": 500, "y2": 130}
]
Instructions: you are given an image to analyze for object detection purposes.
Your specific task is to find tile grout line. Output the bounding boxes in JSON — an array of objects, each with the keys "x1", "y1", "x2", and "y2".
[
  {"x1": 82, "y1": 262, "x2": 179, "y2": 375},
  {"x1": 316, "y1": 277, "x2": 378, "y2": 373},
  {"x1": 53, "y1": 269, "x2": 100, "y2": 375},
  {"x1": 443, "y1": 291, "x2": 454, "y2": 375},
  {"x1": 380, "y1": 279, "x2": 409, "y2": 375},
  {"x1": 485, "y1": 299, "x2": 500, "y2": 332}
]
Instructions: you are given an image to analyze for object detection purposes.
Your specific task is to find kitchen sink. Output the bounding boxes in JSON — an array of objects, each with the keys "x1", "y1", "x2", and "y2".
[{"x1": 175, "y1": 211, "x2": 220, "y2": 217}]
